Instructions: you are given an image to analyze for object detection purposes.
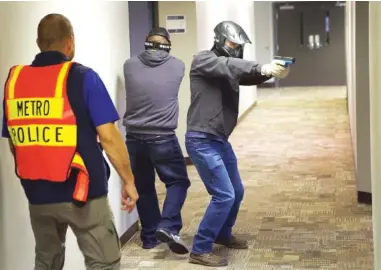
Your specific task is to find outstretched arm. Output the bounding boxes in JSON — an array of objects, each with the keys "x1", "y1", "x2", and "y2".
[
  {"x1": 190, "y1": 51, "x2": 264, "y2": 81},
  {"x1": 240, "y1": 59, "x2": 291, "y2": 85},
  {"x1": 239, "y1": 74, "x2": 271, "y2": 86}
]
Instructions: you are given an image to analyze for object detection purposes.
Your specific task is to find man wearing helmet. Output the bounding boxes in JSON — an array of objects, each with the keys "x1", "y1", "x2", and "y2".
[
  {"x1": 186, "y1": 21, "x2": 290, "y2": 266},
  {"x1": 123, "y1": 27, "x2": 190, "y2": 255}
]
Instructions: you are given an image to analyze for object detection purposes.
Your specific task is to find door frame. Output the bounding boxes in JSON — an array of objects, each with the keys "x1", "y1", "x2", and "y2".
[
  {"x1": 273, "y1": 1, "x2": 346, "y2": 57},
  {"x1": 272, "y1": 1, "x2": 346, "y2": 87},
  {"x1": 272, "y1": 2, "x2": 280, "y2": 88}
]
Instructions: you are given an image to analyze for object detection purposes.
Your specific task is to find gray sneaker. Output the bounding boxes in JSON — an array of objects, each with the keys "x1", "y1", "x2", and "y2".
[
  {"x1": 189, "y1": 252, "x2": 228, "y2": 267},
  {"x1": 155, "y1": 229, "x2": 189, "y2": 255}
]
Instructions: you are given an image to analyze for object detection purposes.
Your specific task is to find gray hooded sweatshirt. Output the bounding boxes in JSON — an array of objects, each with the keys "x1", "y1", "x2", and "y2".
[{"x1": 123, "y1": 50, "x2": 185, "y2": 135}]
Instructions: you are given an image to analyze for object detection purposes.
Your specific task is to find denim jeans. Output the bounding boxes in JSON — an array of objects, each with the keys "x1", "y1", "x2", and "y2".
[
  {"x1": 126, "y1": 133, "x2": 190, "y2": 247},
  {"x1": 185, "y1": 135, "x2": 244, "y2": 254}
]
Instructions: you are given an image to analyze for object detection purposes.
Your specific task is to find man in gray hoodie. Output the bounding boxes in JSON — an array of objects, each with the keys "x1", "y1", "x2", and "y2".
[{"x1": 123, "y1": 27, "x2": 190, "y2": 255}]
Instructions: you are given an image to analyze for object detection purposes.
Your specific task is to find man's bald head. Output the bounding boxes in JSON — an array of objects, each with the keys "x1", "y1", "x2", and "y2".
[
  {"x1": 147, "y1": 35, "x2": 169, "y2": 45},
  {"x1": 37, "y1": 13, "x2": 75, "y2": 60}
]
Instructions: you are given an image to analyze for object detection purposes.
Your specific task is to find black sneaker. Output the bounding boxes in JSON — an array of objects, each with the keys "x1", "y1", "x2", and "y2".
[
  {"x1": 142, "y1": 240, "x2": 161, "y2": 249},
  {"x1": 155, "y1": 229, "x2": 189, "y2": 255}
]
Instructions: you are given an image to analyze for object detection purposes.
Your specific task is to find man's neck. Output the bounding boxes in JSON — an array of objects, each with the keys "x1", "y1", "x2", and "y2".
[{"x1": 41, "y1": 49, "x2": 68, "y2": 58}]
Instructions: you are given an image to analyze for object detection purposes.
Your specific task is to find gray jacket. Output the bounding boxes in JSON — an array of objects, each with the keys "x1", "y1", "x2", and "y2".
[{"x1": 186, "y1": 50, "x2": 270, "y2": 138}]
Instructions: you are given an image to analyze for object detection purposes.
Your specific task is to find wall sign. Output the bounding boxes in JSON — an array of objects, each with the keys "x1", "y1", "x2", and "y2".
[{"x1": 166, "y1": 15, "x2": 186, "y2": 34}]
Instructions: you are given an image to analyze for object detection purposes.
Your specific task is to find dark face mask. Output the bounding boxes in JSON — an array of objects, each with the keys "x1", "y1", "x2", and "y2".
[{"x1": 224, "y1": 44, "x2": 244, "y2": 58}]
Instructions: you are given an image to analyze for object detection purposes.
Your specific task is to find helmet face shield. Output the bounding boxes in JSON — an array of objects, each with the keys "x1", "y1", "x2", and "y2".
[
  {"x1": 223, "y1": 24, "x2": 251, "y2": 45},
  {"x1": 213, "y1": 21, "x2": 251, "y2": 58}
]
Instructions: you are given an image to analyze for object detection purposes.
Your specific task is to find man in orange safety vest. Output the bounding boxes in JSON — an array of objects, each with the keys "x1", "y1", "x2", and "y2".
[{"x1": 2, "y1": 13, "x2": 138, "y2": 270}]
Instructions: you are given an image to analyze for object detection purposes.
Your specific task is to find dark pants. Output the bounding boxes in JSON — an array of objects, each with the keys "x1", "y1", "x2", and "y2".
[
  {"x1": 126, "y1": 133, "x2": 190, "y2": 247},
  {"x1": 185, "y1": 136, "x2": 244, "y2": 254}
]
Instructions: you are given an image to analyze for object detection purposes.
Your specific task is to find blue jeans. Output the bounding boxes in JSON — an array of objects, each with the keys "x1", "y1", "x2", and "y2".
[
  {"x1": 185, "y1": 135, "x2": 244, "y2": 254},
  {"x1": 126, "y1": 133, "x2": 190, "y2": 247}
]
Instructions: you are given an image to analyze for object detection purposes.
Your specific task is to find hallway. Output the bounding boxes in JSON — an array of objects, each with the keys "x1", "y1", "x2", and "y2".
[{"x1": 120, "y1": 86, "x2": 373, "y2": 269}]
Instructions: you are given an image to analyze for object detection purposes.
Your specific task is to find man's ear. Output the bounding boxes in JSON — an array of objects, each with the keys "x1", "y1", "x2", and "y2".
[{"x1": 68, "y1": 35, "x2": 75, "y2": 48}]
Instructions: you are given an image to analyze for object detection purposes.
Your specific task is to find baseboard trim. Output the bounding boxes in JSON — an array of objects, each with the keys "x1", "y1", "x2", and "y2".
[
  {"x1": 184, "y1": 101, "x2": 258, "y2": 166},
  {"x1": 357, "y1": 191, "x2": 372, "y2": 205},
  {"x1": 237, "y1": 101, "x2": 258, "y2": 125},
  {"x1": 120, "y1": 220, "x2": 139, "y2": 247}
]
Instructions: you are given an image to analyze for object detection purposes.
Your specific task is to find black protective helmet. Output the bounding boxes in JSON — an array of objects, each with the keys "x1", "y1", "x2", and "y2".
[
  {"x1": 213, "y1": 21, "x2": 251, "y2": 58},
  {"x1": 144, "y1": 27, "x2": 171, "y2": 52}
]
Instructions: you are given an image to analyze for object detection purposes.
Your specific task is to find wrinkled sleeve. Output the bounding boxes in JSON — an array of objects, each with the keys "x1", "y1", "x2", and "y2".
[
  {"x1": 83, "y1": 70, "x2": 120, "y2": 127},
  {"x1": 190, "y1": 52, "x2": 264, "y2": 81},
  {"x1": 239, "y1": 74, "x2": 271, "y2": 86}
]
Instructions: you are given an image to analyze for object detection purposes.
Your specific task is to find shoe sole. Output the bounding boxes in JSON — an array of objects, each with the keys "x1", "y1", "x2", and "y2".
[
  {"x1": 155, "y1": 230, "x2": 189, "y2": 255},
  {"x1": 230, "y1": 246, "x2": 248, "y2": 249},
  {"x1": 142, "y1": 244, "x2": 158, "y2": 249},
  {"x1": 214, "y1": 242, "x2": 249, "y2": 249},
  {"x1": 189, "y1": 257, "x2": 228, "y2": 267},
  {"x1": 217, "y1": 245, "x2": 249, "y2": 249}
]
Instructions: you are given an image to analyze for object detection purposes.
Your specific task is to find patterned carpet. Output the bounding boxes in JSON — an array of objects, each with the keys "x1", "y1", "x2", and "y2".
[{"x1": 120, "y1": 86, "x2": 373, "y2": 269}]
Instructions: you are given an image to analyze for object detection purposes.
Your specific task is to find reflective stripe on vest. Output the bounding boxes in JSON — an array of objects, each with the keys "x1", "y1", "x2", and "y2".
[{"x1": 5, "y1": 63, "x2": 89, "y2": 202}]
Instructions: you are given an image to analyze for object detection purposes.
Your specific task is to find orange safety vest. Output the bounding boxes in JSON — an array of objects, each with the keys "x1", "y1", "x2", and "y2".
[{"x1": 5, "y1": 62, "x2": 89, "y2": 202}]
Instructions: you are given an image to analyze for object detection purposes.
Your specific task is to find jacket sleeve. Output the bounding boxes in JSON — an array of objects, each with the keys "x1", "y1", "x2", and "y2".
[
  {"x1": 239, "y1": 74, "x2": 272, "y2": 86},
  {"x1": 190, "y1": 51, "x2": 265, "y2": 81}
]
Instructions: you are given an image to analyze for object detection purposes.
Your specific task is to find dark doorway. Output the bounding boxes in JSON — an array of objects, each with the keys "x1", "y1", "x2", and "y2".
[
  {"x1": 118, "y1": 2, "x2": 158, "y2": 136},
  {"x1": 274, "y1": 1, "x2": 346, "y2": 87},
  {"x1": 128, "y1": 1, "x2": 158, "y2": 57}
]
